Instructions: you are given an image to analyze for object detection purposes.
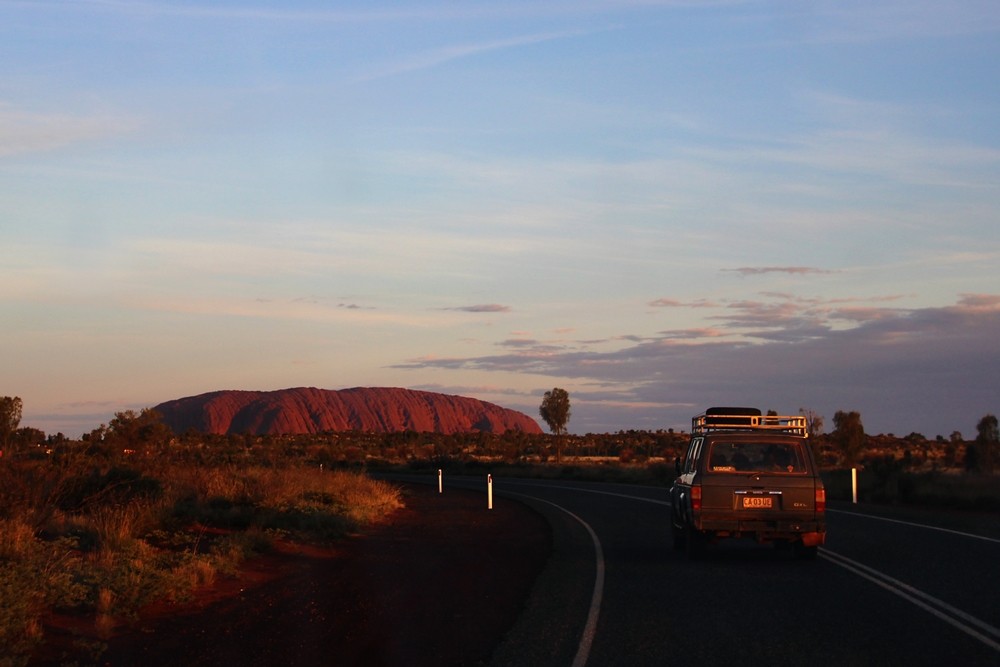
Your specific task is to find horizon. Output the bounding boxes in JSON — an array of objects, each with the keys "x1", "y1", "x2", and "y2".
[
  {"x1": 3, "y1": 1, "x2": 998, "y2": 441},
  {"x1": 20, "y1": 384, "x2": 993, "y2": 442}
]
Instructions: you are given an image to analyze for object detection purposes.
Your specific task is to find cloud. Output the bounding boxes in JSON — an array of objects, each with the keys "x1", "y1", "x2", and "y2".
[
  {"x1": 496, "y1": 338, "x2": 568, "y2": 354},
  {"x1": 725, "y1": 266, "x2": 834, "y2": 276},
  {"x1": 356, "y1": 29, "x2": 595, "y2": 81},
  {"x1": 395, "y1": 294, "x2": 1000, "y2": 436},
  {"x1": 651, "y1": 293, "x2": 910, "y2": 343},
  {"x1": 0, "y1": 104, "x2": 137, "y2": 157},
  {"x1": 446, "y1": 304, "x2": 512, "y2": 313},
  {"x1": 649, "y1": 298, "x2": 720, "y2": 308},
  {"x1": 411, "y1": 383, "x2": 537, "y2": 399},
  {"x1": 497, "y1": 338, "x2": 540, "y2": 348},
  {"x1": 786, "y1": 1, "x2": 1000, "y2": 44},
  {"x1": 658, "y1": 328, "x2": 728, "y2": 340},
  {"x1": 10, "y1": 1, "x2": 438, "y2": 23},
  {"x1": 955, "y1": 293, "x2": 1000, "y2": 311}
]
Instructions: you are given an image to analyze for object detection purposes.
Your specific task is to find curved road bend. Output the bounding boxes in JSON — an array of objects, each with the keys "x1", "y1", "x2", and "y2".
[{"x1": 426, "y1": 476, "x2": 1000, "y2": 667}]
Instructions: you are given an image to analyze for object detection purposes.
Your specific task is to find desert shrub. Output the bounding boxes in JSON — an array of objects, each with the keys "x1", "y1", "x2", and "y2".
[
  {"x1": 160, "y1": 465, "x2": 402, "y2": 537},
  {"x1": 251, "y1": 468, "x2": 401, "y2": 537},
  {"x1": 822, "y1": 467, "x2": 1000, "y2": 510},
  {"x1": 0, "y1": 519, "x2": 86, "y2": 667},
  {"x1": 84, "y1": 539, "x2": 168, "y2": 623},
  {"x1": 1, "y1": 454, "x2": 402, "y2": 663},
  {"x1": 898, "y1": 472, "x2": 1000, "y2": 511},
  {"x1": 58, "y1": 466, "x2": 163, "y2": 512},
  {"x1": 865, "y1": 456, "x2": 912, "y2": 504}
]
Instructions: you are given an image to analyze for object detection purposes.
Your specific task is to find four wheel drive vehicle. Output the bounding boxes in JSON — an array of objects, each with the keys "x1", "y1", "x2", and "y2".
[{"x1": 669, "y1": 407, "x2": 826, "y2": 559}]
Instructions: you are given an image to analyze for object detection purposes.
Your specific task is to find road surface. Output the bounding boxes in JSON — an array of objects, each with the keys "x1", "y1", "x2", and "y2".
[{"x1": 429, "y1": 475, "x2": 1000, "y2": 667}]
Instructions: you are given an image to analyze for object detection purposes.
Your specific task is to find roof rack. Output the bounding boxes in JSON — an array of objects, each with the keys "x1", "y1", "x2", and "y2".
[{"x1": 691, "y1": 411, "x2": 808, "y2": 437}]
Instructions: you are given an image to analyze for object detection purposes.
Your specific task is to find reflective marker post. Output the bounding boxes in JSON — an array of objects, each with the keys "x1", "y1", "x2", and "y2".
[
  {"x1": 487, "y1": 474, "x2": 493, "y2": 510},
  {"x1": 852, "y1": 467, "x2": 858, "y2": 504},
  {"x1": 438, "y1": 468, "x2": 443, "y2": 494}
]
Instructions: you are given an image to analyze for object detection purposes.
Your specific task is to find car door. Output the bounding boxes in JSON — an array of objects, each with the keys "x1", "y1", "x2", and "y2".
[{"x1": 672, "y1": 437, "x2": 703, "y2": 523}]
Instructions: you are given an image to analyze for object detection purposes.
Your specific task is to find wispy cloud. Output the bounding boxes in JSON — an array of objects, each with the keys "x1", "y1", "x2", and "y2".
[
  {"x1": 726, "y1": 266, "x2": 833, "y2": 276},
  {"x1": 7, "y1": 0, "x2": 442, "y2": 23},
  {"x1": 649, "y1": 298, "x2": 720, "y2": 308},
  {"x1": 355, "y1": 28, "x2": 597, "y2": 81},
  {"x1": 446, "y1": 304, "x2": 512, "y2": 313},
  {"x1": 789, "y1": 1, "x2": 1000, "y2": 44},
  {"x1": 0, "y1": 104, "x2": 137, "y2": 157},
  {"x1": 410, "y1": 383, "x2": 537, "y2": 399}
]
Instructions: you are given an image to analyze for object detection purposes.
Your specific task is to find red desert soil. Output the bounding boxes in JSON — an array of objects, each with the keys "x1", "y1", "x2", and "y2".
[{"x1": 34, "y1": 482, "x2": 551, "y2": 667}]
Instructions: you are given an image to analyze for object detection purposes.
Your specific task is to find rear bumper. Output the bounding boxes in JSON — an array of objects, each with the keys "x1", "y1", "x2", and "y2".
[{"x1": 695, "y1": 517, "x2": 826, "y2": 543}]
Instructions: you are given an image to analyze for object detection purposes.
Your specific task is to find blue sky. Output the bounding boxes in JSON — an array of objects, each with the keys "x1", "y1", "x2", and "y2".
[{"x1": 3, "y1": 0, "x2": 998, "y2": 439}]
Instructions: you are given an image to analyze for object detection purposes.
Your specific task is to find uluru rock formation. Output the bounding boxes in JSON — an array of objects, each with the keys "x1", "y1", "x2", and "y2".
[{"x1": 153, "y1": 387, "x2": 543, "y2": 436}]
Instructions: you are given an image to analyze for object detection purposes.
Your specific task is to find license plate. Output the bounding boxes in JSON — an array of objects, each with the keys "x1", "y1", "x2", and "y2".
[{"x1": 741, "y1": 495, "x2": 773, "y2": 509}]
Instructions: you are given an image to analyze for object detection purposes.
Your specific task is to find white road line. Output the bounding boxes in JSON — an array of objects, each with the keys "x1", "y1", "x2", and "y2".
[
  {"x1": 820, "y1": 548, "x2": 1000, "y2": 653},
  {"x1": 826, "y1": 509, "x2": 1000, "y2": 544},
  {"x1": 499, "y1": 478, "x2": 999, "y2": 656},
  {"x1": 508, "y1": 491, "x2": 605, "y2": 667},
  {"x1": 505, "y1": 480, "x2": 999, "y2": 655}
]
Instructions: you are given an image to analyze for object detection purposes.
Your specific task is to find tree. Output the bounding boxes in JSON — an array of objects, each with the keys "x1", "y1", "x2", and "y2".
[
  {"x1": 540, "y1": 388, "x2": 571, "y2": 462},
  {"x1": 798, "y1": 408, "x2": 824, "y2": 439},
  {"x1": 973, "y1": 414, "x2": 998, "y2": 473},
  {"x1": 831, "y1": 410, "x2": 865, "y2": 467},
  {"x1": 945, "y1": 431, "x2": 963, "y2": 467},
  {"x1": 104, "y1": 408, "x2": 172, "y2": 450},
  {"x1": 0, "y1": 395, "x2": 23, "y2": 452},
  {"x1": 539, "y1": 388, "x2": 571, "y2": 436}
]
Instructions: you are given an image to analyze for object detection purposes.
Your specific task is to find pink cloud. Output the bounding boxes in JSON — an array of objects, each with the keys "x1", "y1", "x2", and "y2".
[{"x1": 726, "y1": 266, "x2": 834, "y2": 276}]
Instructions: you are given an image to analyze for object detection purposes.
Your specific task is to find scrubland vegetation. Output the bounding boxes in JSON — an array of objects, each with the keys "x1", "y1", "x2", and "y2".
[{"x1": 0, "y1": 445, "x2": 401, "y2": 667}]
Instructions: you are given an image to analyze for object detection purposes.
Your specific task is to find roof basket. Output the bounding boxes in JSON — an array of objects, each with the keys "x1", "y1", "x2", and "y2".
[{"x1": 692, "y1": 408, "x2": 808, "y2": 437}]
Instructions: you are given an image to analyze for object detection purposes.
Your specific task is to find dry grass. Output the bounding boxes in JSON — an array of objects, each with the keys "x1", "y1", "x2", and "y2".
[{"x1": 0, "y1": 456, "x2": 402, "y2": 666}]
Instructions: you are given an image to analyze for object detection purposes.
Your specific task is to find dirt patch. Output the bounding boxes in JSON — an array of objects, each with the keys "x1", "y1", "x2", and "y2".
[{"x1": 32, "y1": 483, "x2": 551, "y2": 666}]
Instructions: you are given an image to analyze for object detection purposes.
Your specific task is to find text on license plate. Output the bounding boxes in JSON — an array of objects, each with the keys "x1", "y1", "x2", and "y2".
[{"x1": 742, "y1": 496, "x2": 773, "y2": 509}]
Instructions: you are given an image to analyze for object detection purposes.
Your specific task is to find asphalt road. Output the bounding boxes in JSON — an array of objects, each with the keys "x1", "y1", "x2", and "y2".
[{"x1": 431, "y1": 476, "x2": 1000, "y2": 667}]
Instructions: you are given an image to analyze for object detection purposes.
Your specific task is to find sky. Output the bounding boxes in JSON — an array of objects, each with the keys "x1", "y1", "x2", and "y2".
[{"x1": 2, "y1": 0, "x2": 999, "y2": 440}]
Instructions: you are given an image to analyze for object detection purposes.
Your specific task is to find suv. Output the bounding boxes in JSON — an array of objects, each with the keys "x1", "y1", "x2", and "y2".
[{"x1": 669, "y1": 407, "x2": 826, "y2": 559}]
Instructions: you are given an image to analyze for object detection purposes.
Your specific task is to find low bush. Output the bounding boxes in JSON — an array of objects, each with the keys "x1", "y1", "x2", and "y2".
[
  {"x1": 822, "y1": 465, "x2": 1000, "y2": 511},
  {"x1": 0, "y1": 457, "x2": 402, "y2": 666}
]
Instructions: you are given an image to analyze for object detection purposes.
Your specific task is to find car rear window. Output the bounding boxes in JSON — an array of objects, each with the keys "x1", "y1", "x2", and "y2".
[{"x1": 707, "y1": 441, "x2": 807, "y2": 474}]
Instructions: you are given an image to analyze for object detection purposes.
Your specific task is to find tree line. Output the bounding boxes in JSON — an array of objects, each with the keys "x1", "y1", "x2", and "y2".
[{"x1": 2, "y1": 394, "x2": 998, "y2": 473}]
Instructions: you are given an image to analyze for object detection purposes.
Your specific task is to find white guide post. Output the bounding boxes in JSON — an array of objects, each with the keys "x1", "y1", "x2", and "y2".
[
  {"x1": 487, "y1": 474, "x2": 493, "y2": 510},
  {"x1": 852, "y1": 467, "x2": 858, "y2": 504},
  {"x1": 438, "y1": 468, "x2": 443, "y2": 494}
]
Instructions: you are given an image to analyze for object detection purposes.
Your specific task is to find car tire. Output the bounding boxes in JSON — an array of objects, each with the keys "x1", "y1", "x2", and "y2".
[
  {"x1": 671, "y1": 520, "x2": 687, "y2": 551},
  {"x1": 685, "y1": 526, "x2": 707, "y2": 560}
]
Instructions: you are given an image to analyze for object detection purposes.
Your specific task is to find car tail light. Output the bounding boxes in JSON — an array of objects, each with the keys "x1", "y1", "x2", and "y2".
[
  {"x1": 691, "y1": 485, "x2": 702, "y2": 512},
  {"x1": 815, "y1": 486, "x2": 826, "y2": 514}
]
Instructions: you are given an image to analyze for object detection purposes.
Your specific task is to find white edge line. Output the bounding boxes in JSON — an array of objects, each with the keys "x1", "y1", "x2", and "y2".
[
  {"x1": 827, "y1": 509, "x2": 1000, "y2": 544},
  {"x1": 820, "y1": 549, "x2": 1000, "y2": 640},
  {"x1": 820, "y1": 549, "x2": 1000, "y2": 652},
  {"x1": 495, "y1": 479, "x2": 1000, "y2": 656},
  {"x1": 509, "y1": 491, "x2": 605, "y2": 667}
]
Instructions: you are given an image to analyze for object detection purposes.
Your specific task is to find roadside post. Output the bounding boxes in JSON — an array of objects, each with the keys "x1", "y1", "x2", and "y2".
[
  {"x1": 438, "y1": 468, "x2": 443, "y2": 494},
  {"x1": 487, "y1": 474, "x2": 493, "y2": 510},
  {"x1": 852, "y1": 467, "x2": 858, "y2": 504}
]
